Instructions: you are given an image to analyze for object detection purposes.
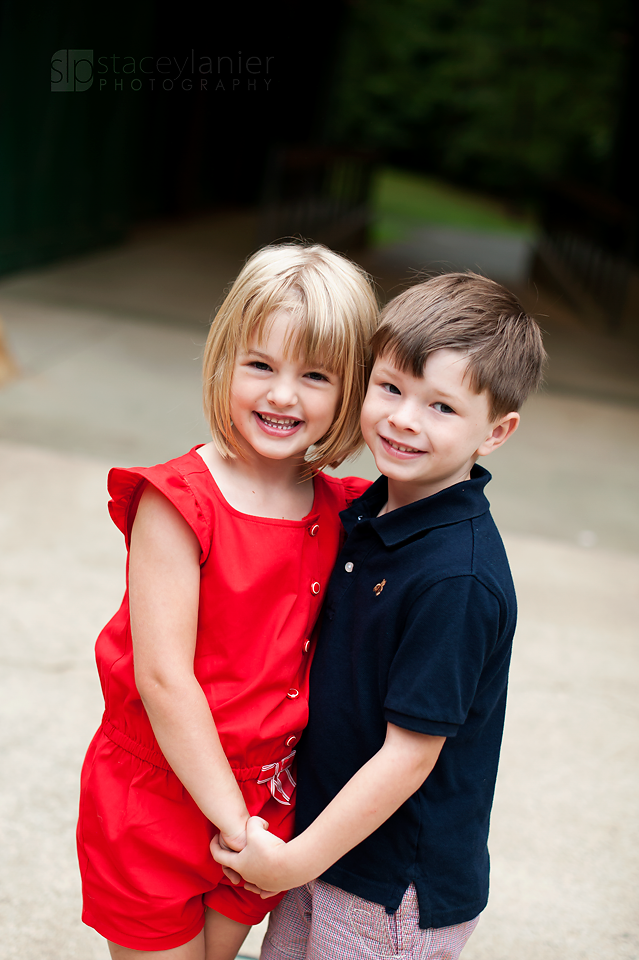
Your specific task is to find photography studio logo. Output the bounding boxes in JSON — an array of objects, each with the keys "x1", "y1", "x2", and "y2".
[
  {"x1": 50, "y1": 49, "x2": 274, "y2": 93},
  {"x1": 51, "y1": 50, "x2": 94, "y2": 92}
]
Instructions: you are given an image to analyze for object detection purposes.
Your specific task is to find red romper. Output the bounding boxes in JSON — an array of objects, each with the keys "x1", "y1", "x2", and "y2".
[{"x1": 77, "y1": 446, "x2": 369, "y2": 951}]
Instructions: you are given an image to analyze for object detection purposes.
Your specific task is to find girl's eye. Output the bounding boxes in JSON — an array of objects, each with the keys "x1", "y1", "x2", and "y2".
[
  {"x1": 305, "y1": 371, "x2": 329, "y2": 382},
  {"x1": 382, "y1": 382, "x2": 401, "y2": 395},
  {"x1": 433, "y1": 401, "x2": 455, "y2": 414},
  {"x1": 251, "y1": 361, "x2": 272, "y2": 372}
]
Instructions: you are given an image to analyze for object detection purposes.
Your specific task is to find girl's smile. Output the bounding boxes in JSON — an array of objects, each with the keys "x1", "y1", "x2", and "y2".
[{"x1": 254, "y1": 412, "x2": 303, "y2": 435}]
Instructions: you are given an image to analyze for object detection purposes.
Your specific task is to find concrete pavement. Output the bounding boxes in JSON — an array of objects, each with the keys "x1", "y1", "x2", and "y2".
[{"x1": 0, "y1": 214, "x2": 637, "y2": 959}]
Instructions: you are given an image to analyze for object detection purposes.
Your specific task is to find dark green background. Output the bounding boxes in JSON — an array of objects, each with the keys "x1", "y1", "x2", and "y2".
[{"x1": 0, "y1": 0, "x2": 633, "y2": 276}]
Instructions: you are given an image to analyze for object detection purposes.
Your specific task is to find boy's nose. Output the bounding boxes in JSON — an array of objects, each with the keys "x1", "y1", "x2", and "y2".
[{"x1": 388, "y1": 402, "x2": 420, "y2": 433}]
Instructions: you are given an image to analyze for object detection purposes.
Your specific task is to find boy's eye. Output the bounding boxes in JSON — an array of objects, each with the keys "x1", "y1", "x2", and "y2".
[
  {"x1": 382, "y1": 382, "x2": 401, "y2": 395},
  {"x1": 433, "y1": 401, "x2": 455, "y2": 414}
]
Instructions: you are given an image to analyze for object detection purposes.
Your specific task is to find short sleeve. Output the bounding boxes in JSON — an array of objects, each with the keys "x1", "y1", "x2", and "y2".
[
  {"x1": 107, "y1": 464, "x2": 212, "y2": 561},
  {"x1": 339, "y1": 475, "x2": 372, "y2": 506},
  {"x1": 384, "y1": 577, "x2": 502, "y2": 737}
]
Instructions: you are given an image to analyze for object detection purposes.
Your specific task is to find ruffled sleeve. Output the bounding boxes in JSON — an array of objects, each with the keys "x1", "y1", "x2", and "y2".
[
  {"x1": 107, "y1": 462, "x2": 212, "y2": 562},
  {"x1": 339, "y1": 475, "x2": 373, "y2": 507}
]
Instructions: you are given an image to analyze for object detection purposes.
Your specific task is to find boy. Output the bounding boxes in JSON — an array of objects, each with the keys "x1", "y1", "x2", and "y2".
[{"x1": 213, "y1": 273, "x2": 546, "y2": 959}]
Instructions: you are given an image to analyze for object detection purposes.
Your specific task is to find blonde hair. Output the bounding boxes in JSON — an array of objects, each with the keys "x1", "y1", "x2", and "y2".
[{"x1": 203, "y1": 243, "x2": 378, "y2": 469}]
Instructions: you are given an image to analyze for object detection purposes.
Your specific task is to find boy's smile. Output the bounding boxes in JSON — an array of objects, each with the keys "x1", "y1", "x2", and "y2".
[{"x1": 361, "y1": 349, "x2": 519, "y2": 508}]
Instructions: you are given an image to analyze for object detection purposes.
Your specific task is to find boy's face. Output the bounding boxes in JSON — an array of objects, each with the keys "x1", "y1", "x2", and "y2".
[{"x1": 361, "y1": 349, "x2": 519, "y2": 504}]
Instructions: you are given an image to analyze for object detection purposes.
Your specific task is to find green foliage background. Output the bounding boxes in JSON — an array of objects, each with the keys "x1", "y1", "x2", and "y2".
[{"x1": 326, "y1": 0, "x2": 629, "y2": 197}]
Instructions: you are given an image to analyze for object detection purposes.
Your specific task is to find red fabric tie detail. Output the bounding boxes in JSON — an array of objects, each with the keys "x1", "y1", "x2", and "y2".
[{"x1": 257, "y1": 751, "x2": 297, "y2": 805}]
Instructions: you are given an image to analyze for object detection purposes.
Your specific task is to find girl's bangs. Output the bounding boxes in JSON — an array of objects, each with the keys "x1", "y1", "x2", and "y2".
[{"x1": 238, "y1": 288, "x2": 350, "y2": 376}]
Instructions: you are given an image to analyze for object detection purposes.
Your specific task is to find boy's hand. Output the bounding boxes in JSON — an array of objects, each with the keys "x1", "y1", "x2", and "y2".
[{"x1": 211, "y1": 816, "x2": 288, "y2": 897}]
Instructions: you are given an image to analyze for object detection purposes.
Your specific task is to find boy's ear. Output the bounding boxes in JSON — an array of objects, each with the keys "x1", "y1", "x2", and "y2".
[{"x1": 476, "y1": 412, "x2": 520, "y2": 457}]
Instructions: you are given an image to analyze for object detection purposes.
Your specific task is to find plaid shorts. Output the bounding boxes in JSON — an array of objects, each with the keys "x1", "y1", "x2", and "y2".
[{"x1": 260, "y1": 881, "x2": 479, "y2": 960}]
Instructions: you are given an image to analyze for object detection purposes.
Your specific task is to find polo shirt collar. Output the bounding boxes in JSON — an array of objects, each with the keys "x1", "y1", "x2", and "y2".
[{"x1": 341, "y1": 464, "x2": 492, "y2": 547}]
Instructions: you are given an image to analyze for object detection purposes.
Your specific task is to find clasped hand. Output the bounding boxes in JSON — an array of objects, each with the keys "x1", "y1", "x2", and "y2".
[{"x1": 212, "y1": 815, "x2": 287, "y2": 899}]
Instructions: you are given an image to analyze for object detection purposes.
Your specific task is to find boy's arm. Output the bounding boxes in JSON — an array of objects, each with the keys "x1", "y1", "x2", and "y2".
[
  {"x1": 212, "y1": 721, "x2": 444, "y2": 893},
  {"x1": 214, "y1": 575, "x2": 504, "y2": 890}
]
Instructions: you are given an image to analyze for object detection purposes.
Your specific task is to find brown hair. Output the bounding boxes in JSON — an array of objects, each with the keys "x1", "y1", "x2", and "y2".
[
  {"x1": 202, "y1": 243, "x2": 379, "y2": 469},
  {"x1": 371, "y1": 272, "x2": 546, "y2": 419}
]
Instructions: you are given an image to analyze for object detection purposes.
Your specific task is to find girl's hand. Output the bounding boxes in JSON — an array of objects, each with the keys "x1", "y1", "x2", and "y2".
[
  {"x1": 215, "y1": 815, "x2": 251, "y2": 881},
  {"x1": 219, "y1": 824, "x2": 248, "y2": 853},
  {"x1": 216, "y1": 828, "x2": 248, "y2": 888},
  {"x1": 211, "y1": 816, "x2": 288, "y2": 897}
]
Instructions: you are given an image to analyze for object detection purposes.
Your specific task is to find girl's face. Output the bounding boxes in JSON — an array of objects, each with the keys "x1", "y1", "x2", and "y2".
[{"x1": 229, "y1": 310, "x2": 342, "y2": 464}]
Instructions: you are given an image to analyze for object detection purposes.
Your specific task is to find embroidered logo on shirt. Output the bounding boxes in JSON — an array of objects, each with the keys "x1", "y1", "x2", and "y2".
[{"x1": 374, "y1": 579, "x2": 386, "y2": 596}]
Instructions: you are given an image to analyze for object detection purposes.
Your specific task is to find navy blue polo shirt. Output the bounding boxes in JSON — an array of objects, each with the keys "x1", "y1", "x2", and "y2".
[{"x1": 295, "y1": 464, "x2": 517, "y2": 929}]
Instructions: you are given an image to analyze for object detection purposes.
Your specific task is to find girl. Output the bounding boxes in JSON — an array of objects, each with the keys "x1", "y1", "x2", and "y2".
[{"x1": 76, "y1": 244, "x2": 378, "y2": 960}]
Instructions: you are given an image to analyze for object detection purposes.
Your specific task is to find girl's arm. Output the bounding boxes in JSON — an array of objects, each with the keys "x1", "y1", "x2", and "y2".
[
  {"x1": 130, "y1": 484, "x2": 249, "y2": 849},
  {"x1": 211, "y1": 722, "x2": 445, "y2": 890}
]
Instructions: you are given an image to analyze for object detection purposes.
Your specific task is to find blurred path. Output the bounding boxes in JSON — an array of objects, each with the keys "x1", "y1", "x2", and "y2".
[{"x1": 0, "y1": 214, "x2": 637, "y2": 959}]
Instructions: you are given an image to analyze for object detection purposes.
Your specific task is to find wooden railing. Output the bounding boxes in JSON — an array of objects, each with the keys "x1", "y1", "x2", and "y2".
[
  {"x1": 533, "y1": 181, "x2": 637, "y2": 335},
  {"x1": 257, "y1": 146, "x2": 376, "y2": 251}
]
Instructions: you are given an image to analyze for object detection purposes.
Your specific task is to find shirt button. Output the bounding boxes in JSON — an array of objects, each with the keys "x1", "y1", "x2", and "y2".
[
  {"x1": 345, "y1": 561, "x2": 354, "y2": 573},
  {"x1": 309, "y1": 524, "x2": 319, "y2": 537},
  {"x1": 286, "y1": 735, "x2": 297, "y2": 747},
  {"x1": 303, "y1": 639, "x2": 311, "y2": 653},
  {"x1": 357, "y1": 515, "x2": 363, "y2": 521},
  {"x1": 311, "y1": 581, "x2": 321, "y2": 595},
  {"x1": 287, "y1": 688, "x2": 299, "y2": 699}
]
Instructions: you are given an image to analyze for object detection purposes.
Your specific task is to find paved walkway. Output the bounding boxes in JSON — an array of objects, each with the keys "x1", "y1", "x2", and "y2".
[{"x1": 0, "y1": 214, "x2": 637, "y2": 959}]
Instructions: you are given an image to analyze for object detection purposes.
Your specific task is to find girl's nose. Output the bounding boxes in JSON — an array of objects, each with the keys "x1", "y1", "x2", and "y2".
[{"x1": 267, "y1": 377, "x2": 298, "y2": 408}]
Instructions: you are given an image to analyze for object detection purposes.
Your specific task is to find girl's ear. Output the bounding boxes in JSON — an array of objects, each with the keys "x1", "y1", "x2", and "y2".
[{"x1": 477, "y1": 412, "x2": 520, "y2": 457}]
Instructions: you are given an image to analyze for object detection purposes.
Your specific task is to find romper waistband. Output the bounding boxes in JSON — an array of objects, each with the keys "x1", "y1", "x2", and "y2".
[
  {"x1": 104, "y1": 721, "x2": 171, "y2": 769},
  {"x1": 102, "y1": 720, "x2": 289, "y2": 781}
]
